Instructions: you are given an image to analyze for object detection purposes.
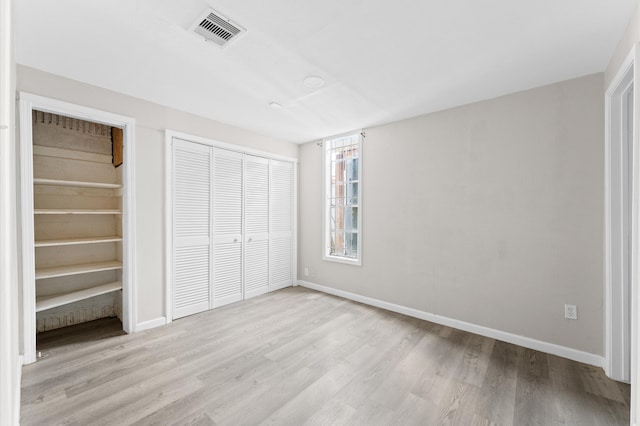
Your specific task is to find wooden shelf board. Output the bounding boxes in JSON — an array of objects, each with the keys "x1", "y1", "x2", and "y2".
[
  {"x1": 36, "y1": 260, "x2": 123, "y2": 279},
  {"x1": 36, "y1": 281, "x2": 122, "y2": 312},
  {"x1": 34, "y1": 209, "x2": 122, "y2": 215},
  {"x1": 35, "y1": 236, "x2": 122, "y2": 247},
  {"x1": 33, "y1": 178, "x2": 122, "y2": 189}
]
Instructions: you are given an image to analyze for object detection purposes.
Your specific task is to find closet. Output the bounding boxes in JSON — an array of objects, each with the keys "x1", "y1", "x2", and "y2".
[
  {"x1": 31, "y1": 110, "x2": 125, "y2": 333},
  {"x1": 170, "y1": 137, "x2": 294, "y2": 319}
]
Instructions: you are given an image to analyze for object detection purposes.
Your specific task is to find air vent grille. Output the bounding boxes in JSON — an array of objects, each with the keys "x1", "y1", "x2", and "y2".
[{"x1": 191, "y1": 10, "x2": 245, "y2": 47}]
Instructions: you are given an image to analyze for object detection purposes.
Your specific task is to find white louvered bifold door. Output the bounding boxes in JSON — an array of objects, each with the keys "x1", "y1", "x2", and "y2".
[
  {"x1": 172, "y1": 139, "x2": 212, "y2": 319},
  {"x1": 212, "y1": 148, "x2": 244, "y2": 308},
  {"x1": 244, "y1": 155, "x2": 270, "y2": 299},
  {"x1": 270, "y1": 159, "x2": 294, "y2": 291}
]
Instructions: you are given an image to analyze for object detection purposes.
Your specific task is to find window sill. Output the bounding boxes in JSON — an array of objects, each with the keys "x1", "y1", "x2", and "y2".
[{"x1": 323, "y1": 254, "x2": 361, "y2": 266}]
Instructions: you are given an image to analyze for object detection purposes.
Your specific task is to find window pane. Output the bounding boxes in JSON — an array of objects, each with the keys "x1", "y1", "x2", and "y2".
[
  {"x1": 345, "y1": 232, "x2": 358, "y2": 258},
  {"x1": 331, "y1": 182, "x2": 346, "y2": 205},
  {"x1": 330, "y1": 230, "x2": 336, "y2": 253},
  {"x1": 344, "y1": 207, "x2": 358, "y2": 231},
  {"x1": 347, "y1": 158, "x2": 358, "y2": 182},
  {"x1": 329, "y1": 206, "x2": 336, "y2": 229},
  {"x1": 334, "y1": 206, "x2": 344, "y2": 231},
  {"x1": 332, "y1": 230, "x2": 345, "y2": 256},
  {"x1": 346, "y1": 182, "x2": 358, "y2": 204}
]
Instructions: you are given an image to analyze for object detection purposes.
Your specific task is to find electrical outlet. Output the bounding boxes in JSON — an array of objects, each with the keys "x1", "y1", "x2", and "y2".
[
  {"x1": 304, "y1": 267, "x2": 309, "y2": 277},
  {"x1": 564, "y1": 304, "x2": 577, "y2": 320}
]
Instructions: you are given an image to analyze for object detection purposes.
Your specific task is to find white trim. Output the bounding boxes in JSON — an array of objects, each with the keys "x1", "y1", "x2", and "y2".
[
  {"x1": 135, "y1": 317, "x2": 167, "y2": 332},
  {"x1": 18, "y1": 92, "x2": 137, "y2": 364},
  {"x1": 0, "y1": 0, "x2": 19, "y2": 421},
  {"x1": 165, "y1": 130, "x2": 298, "y2": 163},
  {"x1": 18, "y1": 95, "x2": 36, "y2": 365},
  {"x1": 605, "y1": 45, "x2": 636, "y2": 384},
  {"x1": 14, "y1": 355, "x2": 22, "y2": 425},
  {"x1": 633, "y1": 44, "x2": 640, "y2": 426},
  {"x1": 122, "y1": 118, "x2": 137, "y2": 335},
  {"x1": 164, "y1": 132, "x2": 173, "y2": 324},
  {"x1": 298, "y1": 280, "x2": 605, "y2": 368},
  {"x1": 292, "y1": 162, "x2": 298, "y2": 286}
]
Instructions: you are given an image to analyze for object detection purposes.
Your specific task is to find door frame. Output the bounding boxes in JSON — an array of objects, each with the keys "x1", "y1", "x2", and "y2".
[
  {"x1": 19, "y1": 93, "x2": 137, "y2": 364},
  {"x1": 164, "y1": 130, "x2": 298, "y2": 323},
  {"x1": 605, "y1": 46, "x2": 636, "y2": 384}
]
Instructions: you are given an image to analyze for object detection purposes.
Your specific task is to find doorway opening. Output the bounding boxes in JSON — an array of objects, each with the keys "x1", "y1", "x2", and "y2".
[{"x1": 19, "y1": 94, "x2": 137, "y2": 364}]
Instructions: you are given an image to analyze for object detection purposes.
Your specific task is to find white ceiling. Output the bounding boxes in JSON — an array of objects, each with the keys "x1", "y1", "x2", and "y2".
[{"x1": 15, "y1": 0, "x2": 638, "y2": 143}]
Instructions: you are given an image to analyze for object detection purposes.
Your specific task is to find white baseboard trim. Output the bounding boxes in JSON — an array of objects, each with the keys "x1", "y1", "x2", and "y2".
[
  {"x1": 298, "y1": 280, "x2": 605, "y2": 368},
  {"x1": 14, "y1": 355, "x2": 23, "y2": 426},
  {"x1": 135, "y1": 317, "x2": 167, "y2": 332}
]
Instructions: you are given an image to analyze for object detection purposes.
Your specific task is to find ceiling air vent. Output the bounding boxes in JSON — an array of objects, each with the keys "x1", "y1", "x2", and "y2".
[{"x1": 190, "y1": 9, "x2": 245, "y2": 48}]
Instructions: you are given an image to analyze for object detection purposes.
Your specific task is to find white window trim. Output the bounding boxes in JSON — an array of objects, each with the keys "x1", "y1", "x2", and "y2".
[{"x1": 322, "y1": 130, "x2": 363, "y2": 266}]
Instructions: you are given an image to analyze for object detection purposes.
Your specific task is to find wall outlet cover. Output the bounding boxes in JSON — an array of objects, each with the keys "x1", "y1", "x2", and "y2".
[{"x1": 564, "y1": 304, "x2": 577, "y2": 320}]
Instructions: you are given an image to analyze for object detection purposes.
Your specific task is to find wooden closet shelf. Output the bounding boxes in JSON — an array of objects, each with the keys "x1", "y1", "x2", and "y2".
[
  {"x1": 35, "y1": 209, "x2": 122, "y2": 215},
  {"x1": 35, "y1": 236, "x2": 123, "y2": 247},
  {"x1": 33, "y1": 178, "x2": 122, "y2": 189},
  {"x1": 36, "y1": 281, "x2": 122, "y2": 312},
  {"x1": 36, "y1": 260, "x2": 123, "y2": 279}
]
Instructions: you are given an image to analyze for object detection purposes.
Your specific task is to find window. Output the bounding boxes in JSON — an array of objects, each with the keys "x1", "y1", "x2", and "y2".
[{"x1": 323, "y1": 132, "x2": 362, "y2": 265}]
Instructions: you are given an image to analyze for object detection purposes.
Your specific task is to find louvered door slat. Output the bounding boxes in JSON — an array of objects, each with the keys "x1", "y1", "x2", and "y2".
[
  {"x1": 212, "y1": 148, "x2": 243, "y2": 307},
  {"x1": 213, "y1": 242, "x2": 242, "y2": 303},
  {"x1": 270, "y1": 236, "x2": 292, "y2": 288},
  {"x1": 245, "y1": 156, "x2": 269, "y2": 235},
  {"x1": 270, "y1": 159, "x2": 293, "y2": 291},
  {"x1": 245, "y1": 240, "x2": 269, "y2": 299},
  {"x1": 173, "y1": 139, "x2": 212, "y2": 319},
  {"x1": 244, "y1": 155, "x2": 269, "y2": 299}
]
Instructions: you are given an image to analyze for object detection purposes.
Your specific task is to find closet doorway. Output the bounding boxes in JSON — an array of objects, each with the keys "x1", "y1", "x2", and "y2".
[
  {"x1": 19, "y1": 93, "x2": 137, "y2": 364},
  {"x1": 165, "y1": 131, "x2": 296, "y2": 321}
]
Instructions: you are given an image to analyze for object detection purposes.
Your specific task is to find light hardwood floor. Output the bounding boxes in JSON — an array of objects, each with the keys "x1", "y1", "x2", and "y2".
[{"x1": 21, "y1": 287, "x2": 630, "y2": 425}]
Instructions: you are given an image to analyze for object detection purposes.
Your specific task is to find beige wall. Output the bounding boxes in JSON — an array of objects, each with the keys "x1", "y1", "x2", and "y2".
[
  {"x1": 299, "y1": 73, "x2": 605, "y2": 355},
  {"x1": 16, "y1": 65, "x2": 299, "y2": 324}
]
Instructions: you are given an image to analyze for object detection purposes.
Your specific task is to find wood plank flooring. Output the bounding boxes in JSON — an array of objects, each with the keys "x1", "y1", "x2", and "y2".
[{"x1": 21, "y1": 287, "x2": 630, "y2": 425}]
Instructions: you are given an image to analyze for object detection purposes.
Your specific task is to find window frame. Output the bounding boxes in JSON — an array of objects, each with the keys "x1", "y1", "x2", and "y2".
[{"x1": 322, "y1": 130, "x2": 363, "y2": 266}]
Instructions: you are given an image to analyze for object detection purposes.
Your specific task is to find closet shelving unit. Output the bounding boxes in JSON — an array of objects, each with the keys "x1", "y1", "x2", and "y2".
[{"x1": 32, "y1": 111, "x2": 124, "y2": 326}]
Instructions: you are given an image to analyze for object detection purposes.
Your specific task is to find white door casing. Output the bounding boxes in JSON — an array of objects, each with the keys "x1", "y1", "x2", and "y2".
[{"x1": 605, "y1": 45, "x2": 636, "y2": 386}]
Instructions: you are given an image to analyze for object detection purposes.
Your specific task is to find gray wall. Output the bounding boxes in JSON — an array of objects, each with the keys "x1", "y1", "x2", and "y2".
[
  {"x1": 299, "y1": 73, "x2": 605, "y2": 355},
  {"x1": 17, "y1": 65, "x2": 299, "y2": 325}
]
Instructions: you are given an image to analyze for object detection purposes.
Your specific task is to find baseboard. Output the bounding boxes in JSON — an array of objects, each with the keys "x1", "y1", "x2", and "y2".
[
  {"x1": 14, "y1": 355, "x2": 23, "y2": 426},
  {"x1": 135, "y1": 317, "x2": 167, "y2": 332},
  {"x1": 298, "y1": 280, "x2": 605, "y2": 368}
]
